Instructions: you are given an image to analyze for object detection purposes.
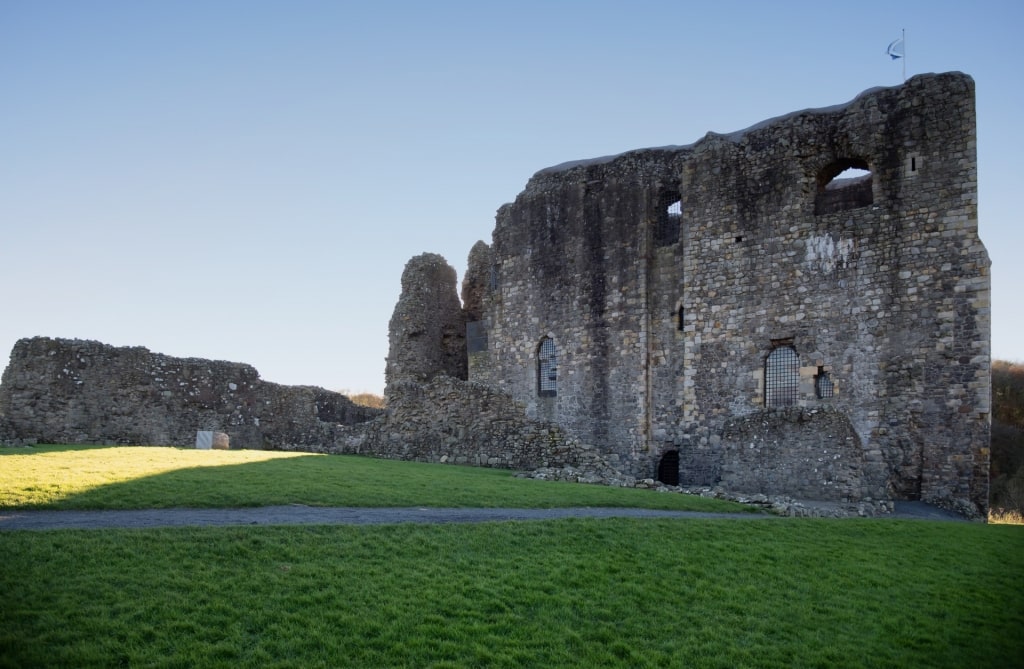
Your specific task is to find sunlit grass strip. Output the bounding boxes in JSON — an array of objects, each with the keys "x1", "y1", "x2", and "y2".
[
  {"x1": 0, "y1": 445, "x2": 310, "y2": 507},
  {"x1": 0, "y1": 445, "x2": 751, "y2": 513},
  {"x1": 1, "y1": 519, "x2": 1021, "y2": 668}
]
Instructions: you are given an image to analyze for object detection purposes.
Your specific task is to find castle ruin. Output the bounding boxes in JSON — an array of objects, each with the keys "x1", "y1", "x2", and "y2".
[
  {"x1": 0, "y1": 72, "x2": 990, "y2": 515},
  {"x1": 396, "y1": 72, "x2": 991, "y2": 513}
]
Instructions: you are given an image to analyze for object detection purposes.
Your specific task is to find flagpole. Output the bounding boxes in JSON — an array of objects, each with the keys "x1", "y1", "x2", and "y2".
[{"x1": 902, "y1": 28, "x2": 906, "y2": 82}]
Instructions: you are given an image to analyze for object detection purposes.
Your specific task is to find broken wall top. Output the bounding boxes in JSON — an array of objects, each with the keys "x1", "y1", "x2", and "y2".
[{"x1": 496, "y1": 71, "x2": 976, "y2": 227}]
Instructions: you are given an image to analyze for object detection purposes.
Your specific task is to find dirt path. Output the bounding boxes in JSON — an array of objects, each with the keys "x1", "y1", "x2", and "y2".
[{"x1": 0, "y1": 501, "x2": 964, "y2": 531}]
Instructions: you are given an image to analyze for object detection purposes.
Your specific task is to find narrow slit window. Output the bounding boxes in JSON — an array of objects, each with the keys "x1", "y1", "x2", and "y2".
[
  {"x1": 905, "y1": 153, "x2": 922, "y2": 177},
  {"x1": 538, "y1": 337, "x2": 557, "y2": 397},
  {"x1": 765, "y1": 346, "x2": 800, "y2": 407},
  {"x1": 489, "y1": 265, "x2": 500, "y2": 292}
]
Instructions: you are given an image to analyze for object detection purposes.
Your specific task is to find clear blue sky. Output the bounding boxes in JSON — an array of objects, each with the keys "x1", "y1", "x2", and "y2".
[{"x1": 2, "y1": 1, "x2": 1021, "y2": 394}]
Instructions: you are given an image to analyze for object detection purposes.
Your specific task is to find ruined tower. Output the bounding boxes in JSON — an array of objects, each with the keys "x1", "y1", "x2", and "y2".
[{"x1": 385, "y1": 253, "x2": 467, "y2": 389}]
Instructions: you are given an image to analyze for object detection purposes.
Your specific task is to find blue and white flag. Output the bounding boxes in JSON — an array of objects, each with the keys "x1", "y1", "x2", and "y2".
[{"x1": 887, "y1": 37, "x2": 905, "y2": 60}]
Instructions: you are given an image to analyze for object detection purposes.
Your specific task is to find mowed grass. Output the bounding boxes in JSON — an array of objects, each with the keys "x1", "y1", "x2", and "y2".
[
  {"x1": 3, "y1": 445, "x2": 1022, "y2": 667},
  {"x1": 0, "y1": 444, "x2": 750, "y2": 512},
  {"x1": 2, "y1": 519, "x2": 1022, "y2": 668}
]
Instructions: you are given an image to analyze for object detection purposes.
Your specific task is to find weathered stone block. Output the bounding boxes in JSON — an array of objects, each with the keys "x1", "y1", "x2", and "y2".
[{"x1": 211, "y1": 431, "x2": 230, "y2": 450}]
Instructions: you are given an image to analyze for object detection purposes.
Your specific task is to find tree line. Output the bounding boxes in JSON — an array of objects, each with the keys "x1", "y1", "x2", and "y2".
[{"x1": 991, "y1": 360, "x2": 1024, "y2": 517}]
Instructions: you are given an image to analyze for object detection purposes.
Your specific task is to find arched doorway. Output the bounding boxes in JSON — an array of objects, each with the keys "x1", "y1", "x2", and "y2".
[{"x1": 657, "y1": 450, "x2": 680, "y2": 486}]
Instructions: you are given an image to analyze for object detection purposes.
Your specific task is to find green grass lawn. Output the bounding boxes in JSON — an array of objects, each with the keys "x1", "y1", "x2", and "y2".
[
  {"x1": 2, "y1": 445, "x2": 1022, "y2": 668},
  {"x1": 0, "y1": 444, "x2": 751, "y2": 512},
  {"x1": 2, "y1": 520, "x2": 1022, "y2": 668}
]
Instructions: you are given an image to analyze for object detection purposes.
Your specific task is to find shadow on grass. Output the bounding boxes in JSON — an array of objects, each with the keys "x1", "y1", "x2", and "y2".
[
  {"x1": 8, "y1": 449, "x2": 435, "y2": 511},
  {"x1": 4, "y1": 445, "x2": 754, "y2": 514},
  {"x1": 54, "y1": 454, "x2": 349, "y2": 510}
]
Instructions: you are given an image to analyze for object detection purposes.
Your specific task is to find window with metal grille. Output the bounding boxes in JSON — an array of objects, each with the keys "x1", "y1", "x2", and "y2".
[
  {"x1": 654, "y1": 195, "x2": 681, "y2": 247},
  {"x1": 538, "y1": 337, "x2": 557, "y2": 397},
  {"x1": 765, "y1": 346, "x2": 799, "y2": 407},
  {"x1": 815, "y1": 369, "x2": 834, "y2": 399}
]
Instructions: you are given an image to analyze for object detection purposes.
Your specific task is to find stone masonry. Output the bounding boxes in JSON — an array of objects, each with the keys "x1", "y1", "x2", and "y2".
[
  {"x1": 0, "y1": 337, "x2": 381, "y2": 449},
  {"x1": 456, "y1": 72, "x2": 989, "y2": 514},
  {"x1": 384, "y1": 253, "x2": 467, "y2": 388},
  {"x1": 278, "y1": 375, "x2": 630, "y2": 485}
]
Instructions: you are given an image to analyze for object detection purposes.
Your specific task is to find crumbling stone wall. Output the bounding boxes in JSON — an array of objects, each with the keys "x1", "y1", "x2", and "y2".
[
  {"x1": 275, "y1": 375, "x2": 629, "y2": 481},
  {"x1": 462, "y1": 72, "x2": 989, "y2": 513},
  {"x1": 331, "y1": 245, "x2": 626, "y2": 479},
  {"x1": 385, "y1": 253, "x2": 467, "y2": 388},
  {"x1": 0, "y1": 337, "x2": 380, "y2": 448}
]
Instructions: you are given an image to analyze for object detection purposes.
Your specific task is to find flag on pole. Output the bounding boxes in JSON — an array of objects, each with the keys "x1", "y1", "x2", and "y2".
[
  {"x1": 887, "y1": 36, "x2": 905, "y2": 60},
  {"x1": 888, "y1": 29, "x2": 907, "y2": 82}
]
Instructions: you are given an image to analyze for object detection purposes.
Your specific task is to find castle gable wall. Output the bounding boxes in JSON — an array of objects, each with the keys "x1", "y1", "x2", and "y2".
[{"x1": 469, "y1": 72, "x2": 989, "y2": 512}]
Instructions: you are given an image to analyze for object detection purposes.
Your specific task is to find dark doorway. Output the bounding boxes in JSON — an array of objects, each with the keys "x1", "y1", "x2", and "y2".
[{"x1": 657, "y1": 450, "x2": 680, "y2": 486}]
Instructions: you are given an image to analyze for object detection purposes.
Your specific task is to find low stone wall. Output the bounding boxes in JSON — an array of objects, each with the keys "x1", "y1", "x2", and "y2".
[
  {"x1": 717, "y1": 406, "x2": 889, "y2": 501},
  {"x1": 0, "y1": 337, "x2": 381, "y2": 449}
]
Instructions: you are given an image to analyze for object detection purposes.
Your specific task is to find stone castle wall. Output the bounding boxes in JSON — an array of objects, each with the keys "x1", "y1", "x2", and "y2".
[
  {"x1": 0, "y1": 336, "x2": 617, "y2": 482},
  {"x1": 0, "y1": 337, "x2": 381, "y2": 449},
  {"x1": 461, "y1": 72, "x2": 989, "y2": 512}
]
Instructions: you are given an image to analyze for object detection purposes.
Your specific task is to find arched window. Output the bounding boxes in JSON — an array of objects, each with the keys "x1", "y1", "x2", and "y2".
[
  {"x1": 815, "y1": 368, "x2": 834, "y2": 399},
  {"x1": 765, "y1": 346, "x2": 799, "y2": 407},
  {"x1": 538, "y1": 337, "x2": 557, "y2": 397},
  {"x1": 815, "y1": 158, "x2": 873, "y2": 215}
]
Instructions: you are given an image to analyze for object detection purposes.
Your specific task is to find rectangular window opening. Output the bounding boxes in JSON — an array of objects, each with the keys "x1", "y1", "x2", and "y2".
[{"x1": 765, "y1": 345, "x2": 799, "y2": 407}]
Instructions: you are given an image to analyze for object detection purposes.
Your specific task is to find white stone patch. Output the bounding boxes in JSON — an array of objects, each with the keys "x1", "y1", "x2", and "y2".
[
  {"x1": 196, "y1": 430, "x2": 213, "y2": 450},
  {"x1": 805, "y1": 233, "x2": 855, "y2": 274}
]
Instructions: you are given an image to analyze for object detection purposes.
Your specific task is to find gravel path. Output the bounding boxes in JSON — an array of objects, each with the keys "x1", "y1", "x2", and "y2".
[
  {"x1": 0, "y1": 501, "x2": 964, "y2": 531},
  {"x1": 0, "y1": 506, "x2": 772, "y2": 531}
]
